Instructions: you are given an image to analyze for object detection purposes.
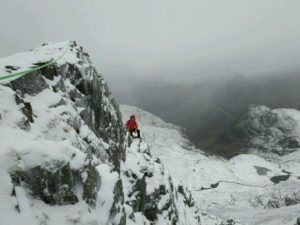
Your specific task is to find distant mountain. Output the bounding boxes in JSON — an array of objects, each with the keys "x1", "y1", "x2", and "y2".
[
  {"x1": 205, "y1": 105, "x2": 300, "y2": 158},
  {"x1": 113, "y1": 73, "x2": 300, "y2": 158}
]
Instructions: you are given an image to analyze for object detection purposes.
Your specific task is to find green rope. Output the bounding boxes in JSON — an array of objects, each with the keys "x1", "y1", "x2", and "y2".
[{"x1": 0, "y1": 44, "x2": 69, "y2": 82}]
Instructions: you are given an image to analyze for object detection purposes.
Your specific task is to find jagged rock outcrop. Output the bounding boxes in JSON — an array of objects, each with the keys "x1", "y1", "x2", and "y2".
[
  {"x1": 251, "y1": 181, "x2": 300, "y2": 209},
  {"x1": 0, "y1": 41, "x2": 204, "y2": 225},
  {"x1": 296, "y1": 217, "x2": 300, "y2": 225},
  {"x1": 239, "y1": 106, "x2": 300, "y2": 156},
  {"x1": 209, "y1": 105, "x2": 300, "y2": 157}
]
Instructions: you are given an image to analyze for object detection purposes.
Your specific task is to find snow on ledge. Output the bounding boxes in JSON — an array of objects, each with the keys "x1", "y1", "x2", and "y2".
[{"x1": 0, "y1": 41, "x2": 80, "y2": 82}]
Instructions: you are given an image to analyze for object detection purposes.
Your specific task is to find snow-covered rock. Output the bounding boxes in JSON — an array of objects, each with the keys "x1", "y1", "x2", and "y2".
[
  {"x1": 213, "y1": 105, "x2": 300, "y2": 158},
  {"x1": 202, "y1": 105, "x2": 300, "y2": 158},
  {"x1": 241, "y1": 105, "x2": 300, "y2": 156},
  {"x1": 121, "y1": 105, "x2": 300, "y2": 225},
  {"x1": 0, "y1": 41, "x2": 201, "y2": 225}
]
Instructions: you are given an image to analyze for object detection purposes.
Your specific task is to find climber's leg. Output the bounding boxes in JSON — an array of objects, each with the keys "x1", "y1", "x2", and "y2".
[
  {"x1": 129, "y1": 129, "x2": 134, "y2": 137},
  {"x1": 136, "y1": 129, "x2": 141, "y2": 138}
]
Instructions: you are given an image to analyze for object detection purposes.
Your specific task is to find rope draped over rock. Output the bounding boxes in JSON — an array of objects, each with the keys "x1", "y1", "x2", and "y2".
[{"x1": 0, "y1": 43, "x2": 69, "y2": 83}]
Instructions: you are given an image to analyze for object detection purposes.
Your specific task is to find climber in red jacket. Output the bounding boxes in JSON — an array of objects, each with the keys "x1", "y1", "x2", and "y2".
[{"x1": 125, "y1": 115, "x2": 141, "y2": 138}]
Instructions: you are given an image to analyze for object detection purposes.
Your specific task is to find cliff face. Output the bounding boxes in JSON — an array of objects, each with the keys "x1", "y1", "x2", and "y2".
[
  {"x1": 239, "y1": 106, "x2": 300, "y2": 156},
  {"x1": 0, "y1": 41, "x2": 202, "y2": 225},
  {"x1": 203, "y1": 105, "x2": 300, "y2": 158}
]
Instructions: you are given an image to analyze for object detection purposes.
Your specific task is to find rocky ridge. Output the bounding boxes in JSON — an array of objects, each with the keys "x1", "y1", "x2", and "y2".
[{"x1": 0, "y1": 41, "x2": 223, "y2": 225}]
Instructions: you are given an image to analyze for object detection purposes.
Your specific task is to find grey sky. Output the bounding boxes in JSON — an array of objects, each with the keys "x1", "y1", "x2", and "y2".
[{"x1": 1, "y1": 0, "x2": 300, "y2": 80}]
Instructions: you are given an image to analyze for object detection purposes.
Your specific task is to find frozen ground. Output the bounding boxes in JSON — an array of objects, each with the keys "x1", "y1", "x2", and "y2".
[{"x1": 121, "y1": 105, "x2": 300, "y2": 225}]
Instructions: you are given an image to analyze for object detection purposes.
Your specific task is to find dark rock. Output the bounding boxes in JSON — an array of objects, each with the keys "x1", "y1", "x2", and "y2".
[
  {"x1": 296, "y1": 217, "x2": 300, "y2": 225},
  {"x1": 49, "y1": 98, "x2": 66, "y2": 108},
  {"x1": 154, "y1": 157, "x2": 161, "y2": 164},
  {"x1": 279, "y1": 136, "x2": 300, "y2": 149},
  {"x1": 177, "y1": 184, "x2": 195, "y2": 207},
  {"x1": 17, "y1": 117, "x2": 31, "y2": 131},
  {"x1": 15, "y1": 94, "x2": 34, "y2": 123},
  {"x1": 159, "y1": 184, "x2": 166, "y2": 195},
  {"x1": 178, "y1": 184, "x2": 184, "y2": 195},
  {"x1": 23, "y1": 102, "x2": 34, "y2": 122},
  {"x1": 9, "y1": 72, "x2": 49, "y2": 96},
  {"x1": 285, "y1": 196, "x2": 300, "y2": 206},
  {"x1": 254, "y1": 166, "x2": 271, "y2": 176},
  {"x1": 143, "y1": 194, "x2": 159, "y2": 221},
  {"x1": 132, "y1": 176, "x2": 147, "y2": 212},
  {"x1": 110, "y1": 179, "x2": 126, "y2": 225},
  {"x1": 82, "y1": 163, "x2": 101, "y2": 206},
  {"x1": 270, "y1": 175, "x2": 290, "y2": 184},
  {"x1": 267, "y1": 200, "x2": 282, "y2": 208},
  {"x1": 15, "y1": 204, "x2": 20, "y2": 213},
  {"x1": 52, "y1": 77, "x2": 66, "y2": 93},
  {"x1": 11, "y1": 163, "x2": 78, "y2": 205},
  {"x1": 129, "y1": 175, "x2": 167, "y2": 222},
  {"x1": 210, "y1": 182, "x2": 220, "y2": 188},
  {"x1": 169, "y1": 176, "x2": 174, "y2": 192},
  {"x1": 5, "y1": 65, "x2": 20, "y2": 72},
  {"x1": 39, "y1": 64, "x2": 59, "y2": 80},
  {"x1": 222, "y1": 219, "x2": 240, "y2": 225},
  {"x1": 14, "y1": 92, "x2": 24, "y2": 104},
  {"x1": 282, "y1": 169, "x2": 293, "y2": 175}
]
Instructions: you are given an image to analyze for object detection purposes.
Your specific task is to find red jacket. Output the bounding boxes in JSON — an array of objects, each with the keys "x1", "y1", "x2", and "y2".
[{"x1": 126, "y1": 118, "x2": 138, "y2": 130}]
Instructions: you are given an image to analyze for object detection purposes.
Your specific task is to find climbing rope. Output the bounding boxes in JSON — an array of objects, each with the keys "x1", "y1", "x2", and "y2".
[{"x1": 0, "y1": 44, "x2": 69, "y2": 83}]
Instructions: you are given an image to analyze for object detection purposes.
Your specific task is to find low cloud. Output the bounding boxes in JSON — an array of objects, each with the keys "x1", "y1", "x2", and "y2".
[{"x1": 1, "y1": 0, "x2": 300, "y2": 82}]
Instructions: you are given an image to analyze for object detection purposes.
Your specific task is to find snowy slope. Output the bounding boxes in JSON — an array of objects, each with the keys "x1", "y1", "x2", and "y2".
[
  {"x1": 0, "y1": 41, "x2": 78, "y2": 83},
  {"x1": 0, "y1": 41, "x2": 209, "y2": 225},
  {"x1": 121, "y1": 105, "x2": 300, "y2": 225},
  {"x1": 0, "y1": 41, "x2": 127, "y2": 225}
]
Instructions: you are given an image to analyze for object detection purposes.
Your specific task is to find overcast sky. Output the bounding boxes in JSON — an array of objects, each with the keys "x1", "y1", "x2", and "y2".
[{"x1": 1, "y1": 0, "x2": 300, "y2": 81}]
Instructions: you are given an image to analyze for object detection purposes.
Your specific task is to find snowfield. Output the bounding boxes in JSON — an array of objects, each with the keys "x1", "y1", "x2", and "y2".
[{"x1": 121, "y1": 105, "x2": 300, "y2": 225}]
